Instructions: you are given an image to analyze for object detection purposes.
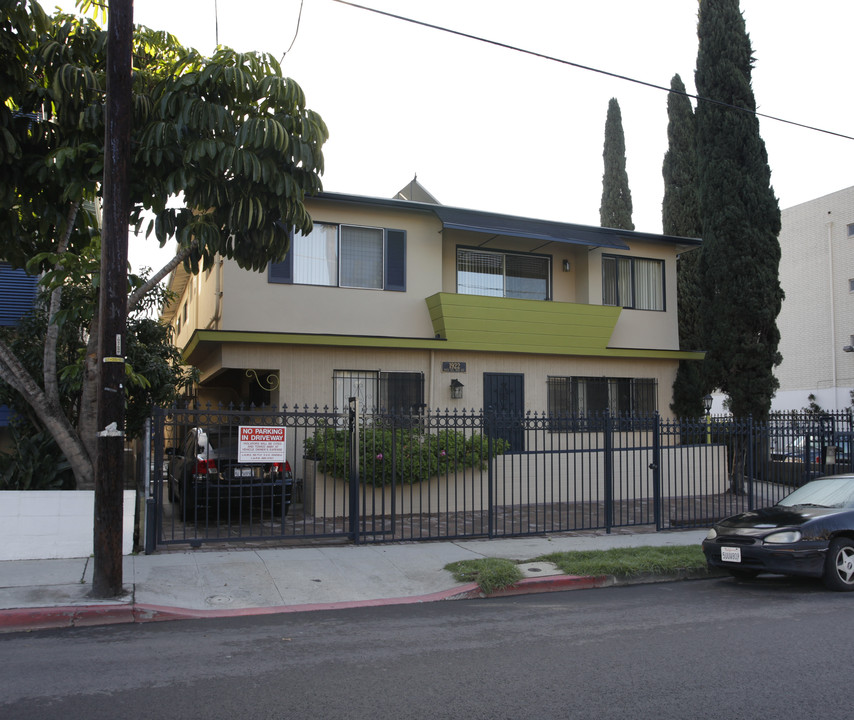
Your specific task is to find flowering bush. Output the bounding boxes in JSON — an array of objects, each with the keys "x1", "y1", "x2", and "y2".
[{"x1": 304, "y1": 426, "x2": 509, "y2": 486}]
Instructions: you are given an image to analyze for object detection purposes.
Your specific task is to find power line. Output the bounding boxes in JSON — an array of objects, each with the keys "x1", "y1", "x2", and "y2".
[
  {"x1": 281, "y1": 0, "x2": 305, "y2": 62},
  {"x1": 212, "y1": 0, "x2": 304, "y2": 59},
  {"x1": 332, "y1": 0, "x2": 854, "y2": 142}
]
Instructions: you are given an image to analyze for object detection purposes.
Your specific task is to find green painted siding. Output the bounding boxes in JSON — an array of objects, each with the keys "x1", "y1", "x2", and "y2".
[
  {"x1": 426, "y1": 293, "x2": 621, "y2": 353},
  {"x1": 183, "y1": 329, "x2": 703, "y2": 362}
]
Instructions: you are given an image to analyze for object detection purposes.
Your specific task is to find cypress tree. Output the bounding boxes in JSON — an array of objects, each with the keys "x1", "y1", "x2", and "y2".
[
  {"x1": 662, "y1": 74, "x2": 704, "y2": 418},
  {"x1": 695, "y1": 0, "x2": 783, "y2": 420},
  {"x1": 599, "y1": 98, "x2": 634, "y2": 230}
]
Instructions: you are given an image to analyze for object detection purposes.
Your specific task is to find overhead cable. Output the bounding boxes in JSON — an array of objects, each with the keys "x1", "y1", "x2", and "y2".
[{"x1": 332, "y1": 0, "x2": 853, "y2": 142}]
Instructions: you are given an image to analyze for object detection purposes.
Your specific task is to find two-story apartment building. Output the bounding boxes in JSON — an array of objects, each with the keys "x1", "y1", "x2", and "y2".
[{"x1": 162, "y1": 184, "x2": 703, "y2": 423}]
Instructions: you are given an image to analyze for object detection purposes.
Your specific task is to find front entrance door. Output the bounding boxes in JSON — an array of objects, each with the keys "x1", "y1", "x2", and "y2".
[{"x1": 483, "y1": 372, "x2": 524, "y2": 452}]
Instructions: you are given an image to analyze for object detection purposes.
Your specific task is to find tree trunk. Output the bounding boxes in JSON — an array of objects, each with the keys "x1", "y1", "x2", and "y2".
[
  {"x1": 0, "y1": 340, "x2": 94, "y2": 487},
  {"x1": 126, "y1": 242, "x2": 194, "y2": 314}
]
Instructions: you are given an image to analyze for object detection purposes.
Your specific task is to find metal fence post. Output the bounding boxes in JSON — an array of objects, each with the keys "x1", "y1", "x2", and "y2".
[
  {"x1": 486, "y1": 407, "x2": 495, "y2": 539},
  {"x1": 748, "y1": 415, "x2": 755, "y2": 512},
  {"x1": 348, "y1": 396, "x2": 360, "y2": 544},
  {"x1": 603, "y1": 410, "x2": 613, "y2": 534},
  {"x1": 145, "y1": 413, "x2": 164, "y2": 554},
  {"x1": 652, "y1": 413, "x2": 662, "y2": 531}
]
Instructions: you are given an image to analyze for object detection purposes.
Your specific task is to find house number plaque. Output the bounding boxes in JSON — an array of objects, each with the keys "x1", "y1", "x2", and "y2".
[{"x1": 442, "y1": 362, "x2": 466, "y2": 373}]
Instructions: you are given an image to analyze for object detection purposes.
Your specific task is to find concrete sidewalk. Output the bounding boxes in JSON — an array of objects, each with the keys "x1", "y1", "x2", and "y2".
[{"x1": 0, "y1": 529, "x2": 708, "y2": 632}]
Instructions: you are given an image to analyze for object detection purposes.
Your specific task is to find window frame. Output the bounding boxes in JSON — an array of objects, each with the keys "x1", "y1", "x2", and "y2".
[
  {"x1": 547, "y1": 375, "x2": 658, "y2": 430},
  {"x1": 456, "y1": 246, "x2": 552, "y2": 301},
  {"x1": 269, "y1": 223, "x2": 406, "y2": 292},
  {"x1": 339, "y1": 224, "x2": 385, "y2": 290},
  {"x1": 601, "y1": 253, "x2": 665, "y2": 311},
  {"x1": 333, "y1": 369, "x2": 425, "y2": 414}
]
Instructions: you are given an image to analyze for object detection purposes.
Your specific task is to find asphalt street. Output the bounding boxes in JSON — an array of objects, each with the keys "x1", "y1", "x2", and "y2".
[{"x1": 3, "y1": 575, "x2": 852, "y2": 720}]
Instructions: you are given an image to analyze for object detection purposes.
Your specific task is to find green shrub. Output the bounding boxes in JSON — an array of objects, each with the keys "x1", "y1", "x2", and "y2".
[
  {"x1": 304, "y1": 425, "x2": 509, "y2": 485},
  {"x1": 0, "y1": 427, "x2": 75, "y2": 490}
]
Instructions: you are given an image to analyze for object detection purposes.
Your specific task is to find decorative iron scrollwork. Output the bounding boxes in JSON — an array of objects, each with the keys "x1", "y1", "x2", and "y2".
[{"x1": 246, "y1": 369, "x2": 280, "y2": 391}]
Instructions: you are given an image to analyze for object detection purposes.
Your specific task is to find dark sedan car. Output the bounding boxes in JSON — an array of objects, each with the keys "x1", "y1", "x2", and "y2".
[
  {"x1": 168, "y1": 426, "x2": 292, "y2": 522},
  {"x1": 703, "y1": 475, "x2": 854, "y2": 591}
]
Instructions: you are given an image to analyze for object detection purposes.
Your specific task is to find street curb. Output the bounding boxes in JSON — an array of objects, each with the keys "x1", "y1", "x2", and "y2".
[
  {"x1": 0, "y1": 571, "x2": 721, "y2": 632},
  {"x1": 447, "y1": 574, "x2": 614, "y2": 599},
  {"x1": 0, "y1": 605, "x2": 136, "y2": 632},
  {"x1": 0, "y1": 585, "x2": 486, "y2": 632}
]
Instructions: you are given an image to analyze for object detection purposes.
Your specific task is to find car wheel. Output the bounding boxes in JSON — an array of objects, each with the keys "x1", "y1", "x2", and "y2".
[
  {"x1": 727, "y1": 568, "x2": 759, "y2": 580},
  {"x1": 823, "y1": 538, "x2": 854, "y2": 591}
]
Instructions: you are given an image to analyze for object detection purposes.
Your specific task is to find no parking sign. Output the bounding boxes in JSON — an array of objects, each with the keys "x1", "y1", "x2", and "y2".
[{"x1": 237, "y1": 426, "x2": 286, "y2": 463}]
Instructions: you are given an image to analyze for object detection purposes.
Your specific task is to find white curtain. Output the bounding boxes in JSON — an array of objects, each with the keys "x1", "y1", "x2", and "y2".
[
  {"x1": 293, "y1": 223, "x2": 338, "y2": 286},
  {"x1": 633, "y1": 258, "x2": 663, "y2": 311}
]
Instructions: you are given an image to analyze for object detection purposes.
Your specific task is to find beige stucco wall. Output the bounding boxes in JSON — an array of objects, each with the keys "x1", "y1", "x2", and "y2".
[
  {"x1": 219, "y1": 201, "x2": 442, "y2": 339},
  {"x1": 440, "y1": 228, "x2": 590, "y2": 303},
  {"x1": 586, "y1": 243, "x2": 680, "y2": 351},
  {"x1": 169, "y1": 262, "x2": 221, "y2": 351},
  {"x1": 197, "y1": 343, "x2": 679, "y2": 418}
]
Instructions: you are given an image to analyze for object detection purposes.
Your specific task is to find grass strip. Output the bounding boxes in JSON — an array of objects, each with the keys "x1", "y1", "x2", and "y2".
[
  {"x1": 445, "y1": 545, "x2": 709, "y2": 594},
  {"x1": 537, "y1": 545, "x2": 708, "y2": 579}
]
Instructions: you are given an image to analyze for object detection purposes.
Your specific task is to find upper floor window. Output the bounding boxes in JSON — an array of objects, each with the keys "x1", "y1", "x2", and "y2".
[
  {"x1": 270, "y1": 223, "x2": 406, "y2": 291},
  {"x1": 602, "y1": 254, "x2": 664, "y2": 311},
  {"x1": 847, "y1": 223, "x2": 854, "y2": 238},
  {"x1": 457, "y1": 248, "x2": 550, "y2": 300}
]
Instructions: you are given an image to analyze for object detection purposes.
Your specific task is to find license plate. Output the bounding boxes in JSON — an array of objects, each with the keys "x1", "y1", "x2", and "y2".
[
  {"x1": 234, "y1": 467, "x2": 252, "y2": 478},
  {"x1": 721, "y1": 546, "x2": 741, "y2": 563}
]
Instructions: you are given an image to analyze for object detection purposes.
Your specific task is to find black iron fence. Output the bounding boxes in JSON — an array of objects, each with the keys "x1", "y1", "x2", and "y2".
[{"x1": 144, "y1": 404, "x2": 853, "y2": 551}]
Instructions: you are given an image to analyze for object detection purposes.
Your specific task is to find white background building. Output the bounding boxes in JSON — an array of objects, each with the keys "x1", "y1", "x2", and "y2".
[{"x1": 773, "y1": 186, "x2": 854, "y2": 412}]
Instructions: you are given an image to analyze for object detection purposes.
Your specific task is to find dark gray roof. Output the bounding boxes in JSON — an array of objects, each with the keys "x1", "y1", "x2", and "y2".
[
  {"x1": 315, "y1": 192, "x2": 701, "y2": 250},
  {"x1": 431, "y1": 206, "x2": 629, "y2": 250}
]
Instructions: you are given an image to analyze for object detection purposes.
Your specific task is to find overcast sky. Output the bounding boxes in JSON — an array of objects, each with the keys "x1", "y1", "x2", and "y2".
[{"x1": 60, "y1": 0, "x2": 853, "y2": 272}]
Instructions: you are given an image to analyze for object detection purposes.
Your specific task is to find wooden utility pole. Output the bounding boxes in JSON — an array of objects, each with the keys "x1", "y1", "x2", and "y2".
[{"x1": 93, "y1": 0, "x2": 133, "y2": 598}]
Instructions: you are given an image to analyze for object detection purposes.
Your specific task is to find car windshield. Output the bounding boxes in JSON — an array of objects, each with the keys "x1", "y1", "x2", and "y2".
[{"x1": 777, "y1": 477, "x2": 854, "y2": 509}]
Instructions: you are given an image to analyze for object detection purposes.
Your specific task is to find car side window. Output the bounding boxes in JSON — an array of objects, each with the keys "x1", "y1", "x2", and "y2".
[{"x1": 182, "y1": 432, "x2": 195, "y2": 457}]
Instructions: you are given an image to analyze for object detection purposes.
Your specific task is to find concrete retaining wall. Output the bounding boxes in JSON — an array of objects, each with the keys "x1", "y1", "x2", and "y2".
[{"x1": 304, "y1": 444, "x2": 730, "y2": 518}]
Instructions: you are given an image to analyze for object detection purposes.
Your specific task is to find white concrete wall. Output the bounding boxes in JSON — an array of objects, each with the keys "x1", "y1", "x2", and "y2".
[{"x1": 0, "y1": 491, "x2": 136, "y2": 561}]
